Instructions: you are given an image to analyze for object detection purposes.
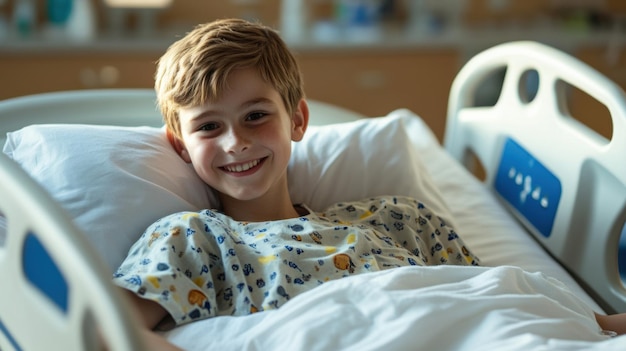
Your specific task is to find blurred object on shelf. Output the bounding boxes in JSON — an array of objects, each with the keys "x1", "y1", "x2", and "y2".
[
  {"x1": 279, "y1": 0, "x2": 306, "y2": 43},
  {"x1": 606, "y1": 15, "x2": 625, "y2": 66},
  {"x1": 42, "y1": 0, "x2": 97, "y2": 41},
  {"x1": 406, "y1": 0, "x2": 467, "y2": 37},
  {"x1": 0, "y1": 0, "x2": 7, "y2": 40},
  {"x1": 549, "y1": 0, "x2": 611, "y2": 33},
  {"x1": 65, "y1": 0, "x2": 96, "y2": 41},
  {"x1": 335, "y1": 0, "x2": 384, "y2": 42},
  {"x1": 47, "y1": 0, "x2": 72, "y2": 27},
  {"x1": 0, "y1": 15, "x2": 5, "y2": 40},
  {"x1": 487, "y1": 0, "x2": 510, "y2": 12},
  {"x1": 406, "y1": 0, "x2": 440, "y2": 35},
  {"x1": 12, "y1": 0, "x2": 35, "y2": 37},
  {"x1": 285, "y1": 0, "x2": 390, "y2": 44},
  {"x1": 103, "y1": 0, "x2": 173, "y2": 37},
  {"x1": 104, "y1": 0, "x2": 172, "y2": 7}
]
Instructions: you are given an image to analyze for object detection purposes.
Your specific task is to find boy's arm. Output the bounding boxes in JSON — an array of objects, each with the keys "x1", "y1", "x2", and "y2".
[
  {"x1": 595, "y1": 312, "x2": 626, "y2": 335},
  {"x1": 122, "y1": 288, "x2": 185, "y2": 350},
  {"x1": 140, "y1": 329, "x2": 184, "y2": 351},
  {"x1": 123, "y1": 288, "x2": 169, "y2": 329}
]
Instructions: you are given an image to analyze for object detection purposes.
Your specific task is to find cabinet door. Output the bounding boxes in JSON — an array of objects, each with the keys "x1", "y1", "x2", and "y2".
[
  {"x1": 296, "y1": 50, "x2": 459, "y2": 141},
  {"x1": 0, "y1": 54, "x2": 159, "y2": 100}
]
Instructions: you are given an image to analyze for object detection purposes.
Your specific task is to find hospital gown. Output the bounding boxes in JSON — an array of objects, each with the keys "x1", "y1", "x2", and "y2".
[{"x1": 113, "y1": 195, "x2": 479, "y2": 326}]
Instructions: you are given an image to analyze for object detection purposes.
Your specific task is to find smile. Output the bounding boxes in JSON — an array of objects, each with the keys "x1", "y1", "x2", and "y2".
[{"x1": 222, "y1": 158, "x2": 264, "y2": 173}]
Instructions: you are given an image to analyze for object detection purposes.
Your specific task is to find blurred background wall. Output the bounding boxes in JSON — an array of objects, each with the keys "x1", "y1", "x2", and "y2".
[{"x1": 1, "y1": 0, "x2": 624, "y2": 141}]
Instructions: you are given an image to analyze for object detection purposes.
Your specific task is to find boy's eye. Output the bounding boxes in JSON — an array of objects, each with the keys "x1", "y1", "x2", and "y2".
[
  {"x1": 199, "y1": 122, "x2": 219, "y2": 131},
  {"x1": 247, "y1": 112, "x2": 266, "y2": 121}
]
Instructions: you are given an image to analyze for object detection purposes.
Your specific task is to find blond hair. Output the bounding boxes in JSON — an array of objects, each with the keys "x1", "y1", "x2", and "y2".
[{"x1": 155, "y1": 18, "x2": 304, "y2": 138}]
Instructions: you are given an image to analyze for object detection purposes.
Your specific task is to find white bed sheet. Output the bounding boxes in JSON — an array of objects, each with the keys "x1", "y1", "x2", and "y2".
[
  {"x1": 161, "y1": 112, "x2": 618, "y2": 350},
  {"x1": 165, "y1": 266, "x2": 618, "y2": 351}
]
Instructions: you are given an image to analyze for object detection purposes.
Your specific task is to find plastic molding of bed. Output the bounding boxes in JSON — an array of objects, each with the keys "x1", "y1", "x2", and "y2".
[
  {"x1": 0, "y1": 151, "x2": 147, "y2": 350},
  {"x1": 444, "y1": 41, "x2": 626, "y2": 314}
]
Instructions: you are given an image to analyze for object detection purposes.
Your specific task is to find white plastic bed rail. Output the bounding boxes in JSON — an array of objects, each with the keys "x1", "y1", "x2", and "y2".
[
  {"x1": 0, "y1": 151, "x2": 147, "y2": 350},
  {"x1": 445, "y1": 41, "x2": 626, "y2": 314},
  {"x1": 0, "y1": 89, "x2": 163, "y2": 350}
]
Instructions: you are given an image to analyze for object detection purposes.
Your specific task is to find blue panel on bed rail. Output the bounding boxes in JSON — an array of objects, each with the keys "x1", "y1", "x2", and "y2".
[
  {"x1": 495, "y1": 138, "x2": 562, "y2": 237},
  {"x1": 22, "y1": 232, "x2": 69, "y2": 313},
  {"x1": 617, "y1": 223, "x2": 626, "y2": 282}
]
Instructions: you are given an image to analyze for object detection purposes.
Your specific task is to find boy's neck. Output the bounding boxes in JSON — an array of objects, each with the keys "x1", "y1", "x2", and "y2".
[{"x1": 218, "y1": 187, "x2": 301, "y2": 222}]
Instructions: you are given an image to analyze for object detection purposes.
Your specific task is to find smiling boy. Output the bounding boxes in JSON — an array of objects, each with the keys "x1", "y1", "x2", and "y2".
[{"x1": 112, "y1": 18, "x2": 480, "y2": 346}]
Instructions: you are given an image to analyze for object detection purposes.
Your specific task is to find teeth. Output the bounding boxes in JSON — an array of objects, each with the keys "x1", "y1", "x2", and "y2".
[{"x1": 225, "y1": 159, "x2": 260, "y2": 173}]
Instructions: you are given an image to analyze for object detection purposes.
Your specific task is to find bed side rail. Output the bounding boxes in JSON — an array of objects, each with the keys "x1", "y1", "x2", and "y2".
[
  {"x1": 0, "y1": 89, "x2": 163, "y2": 144},
  {"x1": 444, "y1": 41, "x2": 626, "y2": 314},
  {"x1": 0, "y1": 152, "x2": 146, "y2": 351}
]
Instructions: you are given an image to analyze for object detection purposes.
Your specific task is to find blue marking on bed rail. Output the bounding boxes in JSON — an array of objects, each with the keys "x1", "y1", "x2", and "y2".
[
  {"x1": 0, "y1": 317, "x2": 23, "y2": 351},
  {"x1": 495, "y1": 138, "x2": 561, "y2": 238},
  {"x1": 22, "y1": 232, "x2": 69, "y2": 313},
  {"x1": 619, "y1": 222, "x2": 626, "y2": 281}
]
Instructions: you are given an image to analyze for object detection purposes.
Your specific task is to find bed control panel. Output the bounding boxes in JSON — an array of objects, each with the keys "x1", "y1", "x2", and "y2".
[{"x1": 494, "y1": 138, "x2": 562, "y2": 238}]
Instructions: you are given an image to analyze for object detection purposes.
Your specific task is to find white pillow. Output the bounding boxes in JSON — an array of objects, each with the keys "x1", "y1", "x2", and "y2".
[
  {"x1": 3, "y1": 125, "x2": 218, "y2": 272},
  {"x1": 2, "y1": 110, "x2": 453, "y2": 273},
  {"x1": 288, "y1": 110, "x2": 452, "y2": 220}
]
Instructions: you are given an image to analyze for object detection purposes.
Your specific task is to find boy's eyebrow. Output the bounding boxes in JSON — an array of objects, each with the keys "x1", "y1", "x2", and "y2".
[
  {"x1": 240, "y1": 97, "x2": 274, "y2": 108},
  {"x1": 188, "y1": 110, "x2": 218, "y2": 123},
  {"x1": 188, "y1": 97, "x2": 276, "y2": 122}
]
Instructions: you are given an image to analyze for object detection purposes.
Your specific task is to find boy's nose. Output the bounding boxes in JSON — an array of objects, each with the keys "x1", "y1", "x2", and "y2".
[{"x1": 223, "y1": 127, "x2": 250, "y2": 153}]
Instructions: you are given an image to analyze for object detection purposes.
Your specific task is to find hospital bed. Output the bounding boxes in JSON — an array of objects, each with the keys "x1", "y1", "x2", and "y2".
[{"x1": 1, "y1": 41, "x2": 625, "y2": 350}]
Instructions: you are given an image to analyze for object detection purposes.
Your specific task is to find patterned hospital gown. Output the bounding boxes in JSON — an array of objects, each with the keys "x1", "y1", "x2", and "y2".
[{"x1": 113, "y1": 196, "x2": 479, "y2": 326}]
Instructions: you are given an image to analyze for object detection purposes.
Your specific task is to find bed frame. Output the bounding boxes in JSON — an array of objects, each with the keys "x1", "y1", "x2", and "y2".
[
  {"x1": 445, "y1": 41, "x2": 626, "y2": 314},
  {"x1": 0, "y1": 41, "x2": 625, "y2": 350},
  {"x1": 0, "y1": 90, "x2": 162, "y2": 350}
]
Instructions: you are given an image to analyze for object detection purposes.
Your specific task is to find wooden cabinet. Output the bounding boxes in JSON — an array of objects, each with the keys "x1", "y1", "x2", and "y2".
[
  {"x1": 571, "y1": 47, "x2": 626, "y2": 141},
  {"x1": 1, "y1": 44, "x2": 620, "y2": 144},
  {"x1": 1, "y1": 48, "x2": 459, "y2": 141},
  {"x1": 296, "y1": 49, "x2": 460, "y2": 141},
  {"x1": 0, "y1": 53, "x2": 159, "y2": 100}
]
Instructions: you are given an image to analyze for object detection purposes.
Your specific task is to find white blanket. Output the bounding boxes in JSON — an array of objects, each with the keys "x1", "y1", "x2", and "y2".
[{"x1": 163, "y1": 266, "x2": 624, "y2": 350}]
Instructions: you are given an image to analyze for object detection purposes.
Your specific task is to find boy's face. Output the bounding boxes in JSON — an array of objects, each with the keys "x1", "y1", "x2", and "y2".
[{"x1": 174, "y1": 68, "x2": 307, "y2": 203}]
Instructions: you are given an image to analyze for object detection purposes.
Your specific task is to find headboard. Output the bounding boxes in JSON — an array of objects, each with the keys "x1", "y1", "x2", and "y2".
[
  {"x1": 0, "y1": 89, "x2": 363, "y2": 145},
  {"x1": 444, "y1": 41, "x2": 626, "y2": 314}
]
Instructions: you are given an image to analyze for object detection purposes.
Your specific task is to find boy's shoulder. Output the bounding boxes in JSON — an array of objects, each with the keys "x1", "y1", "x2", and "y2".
[
  {"x1": 148, "y1": 209, "x2": 224, "y2": 227},
  {"x1": 320, "y1": 195, "x2": 433, "y2": 221}
]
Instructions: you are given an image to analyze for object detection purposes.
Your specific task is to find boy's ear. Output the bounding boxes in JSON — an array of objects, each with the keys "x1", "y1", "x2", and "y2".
[
  {"x1": 291, "y1": 98, "x2": 309, "y2": 142},
  {"x1": 165, "y1": 128, "x2": 192, "y2": 163}
]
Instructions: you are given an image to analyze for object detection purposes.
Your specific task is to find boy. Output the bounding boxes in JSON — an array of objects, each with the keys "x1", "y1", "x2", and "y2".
[
  {"x1": 112, "y1": 18, "x2": 623, "y2": 349},
  {"x1": 113, "y1": 17, "x2": 478, "y2": 345}
]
